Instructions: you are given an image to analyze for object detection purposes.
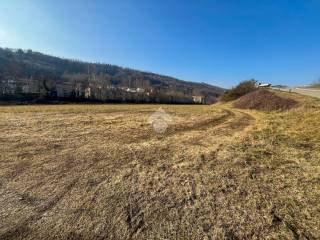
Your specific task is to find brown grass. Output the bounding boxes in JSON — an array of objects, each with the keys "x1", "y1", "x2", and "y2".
[{"x1": 0, "y1": 96, "x2": 319, "y2": 239}]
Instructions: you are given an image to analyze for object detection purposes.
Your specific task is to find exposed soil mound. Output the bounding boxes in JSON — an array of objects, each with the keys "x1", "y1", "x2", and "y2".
[{"x1": 234, "y1": 89, "x2": 298, "y2": 111}]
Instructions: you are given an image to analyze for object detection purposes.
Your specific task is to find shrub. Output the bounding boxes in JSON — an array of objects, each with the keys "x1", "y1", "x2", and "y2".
[{"x1": 220, "y1": 80, "x2": 257, "y2": 102}]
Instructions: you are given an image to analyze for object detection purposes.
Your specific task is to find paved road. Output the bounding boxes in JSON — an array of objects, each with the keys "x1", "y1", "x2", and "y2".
[{"x1": 272, "y1": 87, "x2": 320, "y2": 99}]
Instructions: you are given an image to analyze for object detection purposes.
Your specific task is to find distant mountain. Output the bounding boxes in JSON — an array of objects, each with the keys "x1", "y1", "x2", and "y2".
[{"x1": 0, "y1": 47, "x2": 225, "y2": 104}]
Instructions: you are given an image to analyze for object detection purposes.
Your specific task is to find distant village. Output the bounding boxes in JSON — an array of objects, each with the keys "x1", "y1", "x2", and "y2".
[
  {"x1": 0, "y1": 47, "x2": 224, "y2": 104},
  {"x1": 0, "y1": 76, "x2": 206, "y2": 104}
]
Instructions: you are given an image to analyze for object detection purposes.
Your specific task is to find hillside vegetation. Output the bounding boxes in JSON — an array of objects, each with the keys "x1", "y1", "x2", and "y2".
[
  {"x1": 220, "y1": 80, "x2": 256, "y2": 102},
  {"x1": 0, "y1": 48, "x2": 224, "y2": 104},
  {"x1": 0, "y1": 90, "x2": 319, "y2": 239}
]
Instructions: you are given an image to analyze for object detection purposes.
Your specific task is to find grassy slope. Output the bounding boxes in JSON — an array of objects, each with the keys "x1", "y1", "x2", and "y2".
[
  {"x1": 221, "y1": 92, "x2": 320, "y2": 239},
  {"x1": 0, "y1": 92, "x2": 319, "y2": 239}
]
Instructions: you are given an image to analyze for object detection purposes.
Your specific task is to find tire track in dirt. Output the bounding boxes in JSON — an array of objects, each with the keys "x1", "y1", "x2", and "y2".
[
  {"x1": 155, "y1": 108, "x2": 255, "y2": 143},
  {"x1": 114, "y1": 108, "x2": 256, "y2": 206},
  {"x1": 127, "y1": 109, "x2": 235, "y2": 144},
  {"x1": 0, "y1": 177, "x2": 79, "y2": 240},
  {"x1": 166, "y1": 109, "x2": 236, "y2": 135},
  {"x1": 104, "y1": 108, "x2": 257, "y2": 239}
]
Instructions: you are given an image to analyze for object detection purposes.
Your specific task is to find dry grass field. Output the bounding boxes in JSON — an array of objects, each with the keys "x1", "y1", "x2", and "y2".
[{"x1": 0, "y1": 91, "x2": 319, "y2": 239}]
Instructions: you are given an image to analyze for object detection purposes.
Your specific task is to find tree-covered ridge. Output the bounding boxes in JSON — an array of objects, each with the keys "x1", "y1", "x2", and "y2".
[{"x1": 0, "y1": 48, "x2": 225, "y2": 103}]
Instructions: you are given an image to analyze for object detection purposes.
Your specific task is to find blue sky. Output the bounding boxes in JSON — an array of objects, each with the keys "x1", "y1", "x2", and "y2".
[{"x1": 1, "y1": 0, "x2": 320, "y2": 88}]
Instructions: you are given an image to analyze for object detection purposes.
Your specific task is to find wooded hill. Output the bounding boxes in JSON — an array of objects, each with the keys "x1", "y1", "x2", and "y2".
[{"x1": 0, "y1": 47, "x2": 225, "y2": 104}]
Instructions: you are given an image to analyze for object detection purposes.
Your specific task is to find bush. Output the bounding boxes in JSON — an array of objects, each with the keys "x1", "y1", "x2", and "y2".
[{"x1": 220, "y1": 80, "x2": 257, "y2": 102}]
